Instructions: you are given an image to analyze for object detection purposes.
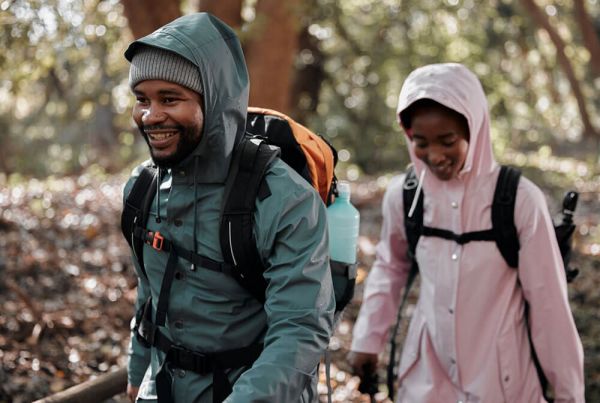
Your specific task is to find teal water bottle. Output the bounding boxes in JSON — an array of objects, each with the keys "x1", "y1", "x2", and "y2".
[{"x1": 327, "y1": 181, "x2": 360, "y2": 264}]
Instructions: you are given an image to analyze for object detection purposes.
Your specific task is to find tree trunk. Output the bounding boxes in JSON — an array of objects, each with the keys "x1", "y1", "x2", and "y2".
[
  {"x1": 0, "y1": 135, "x2": 10, "y2": 174},
  {"x1": 244, "y1": 0, "x2": 301, "y2": 113},
  {"x1": 196, "y1": 0, "x2": 243, "y2": 28},
  {"x1": 520, "y1": 0, "x2": 598, "y2": 139},
  {"x1": 573, "y1": 0, "x2": 600, "y2": 78},
  {"x1": 120, "y1": 0, "x2": 182, "y2": 39},
  {"x1": 290, "y1": 26, "x2": 325, "y2": 124}
]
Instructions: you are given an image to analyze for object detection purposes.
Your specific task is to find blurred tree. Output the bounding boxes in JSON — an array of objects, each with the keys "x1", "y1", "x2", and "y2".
[
  {"x1": 305, "y1": 0, "x2": 600, "y2": 176},
  {"x1": 290, "y1": 18, "x2": 327, "y2": 124},
  {"x1": 197, "y1": 0, "x2": 243, "y2": 28},
  {"x1": 243, "y1": 0, "x2": 302, "y2": 112},
  {"x1": 0, "y1": 0, "x2": 133, "y2": 176},
  {"x1": 574, "y1": 0, "x2": 600, "y2": 78},
  {"x1": 1, "y1": 0, "x2": 598, "y2": 178},
  {"x1": 120, "y1": 0, "x2": 181, "y2": 39},
  {"x1": 520, "y1": 0, "x2": 598, "y2": 140}
]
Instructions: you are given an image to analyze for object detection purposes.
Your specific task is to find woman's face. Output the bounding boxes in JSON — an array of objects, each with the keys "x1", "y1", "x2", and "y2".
[{"x1": 410, "y1": 107, "x2": 469, "y2": 181}]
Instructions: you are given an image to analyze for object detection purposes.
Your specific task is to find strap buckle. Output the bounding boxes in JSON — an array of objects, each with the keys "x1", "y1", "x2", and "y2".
[{"x1": 146, "y1": 231, "x2": 164, "y2": 251}]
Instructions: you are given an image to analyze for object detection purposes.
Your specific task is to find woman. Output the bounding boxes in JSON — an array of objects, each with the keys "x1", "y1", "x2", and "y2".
[{"x1": 348, "y1": 63, "x2": 584, "y2": 402}]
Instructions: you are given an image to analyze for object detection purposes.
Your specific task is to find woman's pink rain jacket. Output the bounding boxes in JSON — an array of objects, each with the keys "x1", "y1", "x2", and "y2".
[{"x1": 351, "y1": 63, "x2": 584, "y2": 402}]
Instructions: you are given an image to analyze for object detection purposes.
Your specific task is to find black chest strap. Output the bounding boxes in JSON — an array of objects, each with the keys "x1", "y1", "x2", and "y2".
[
  {"x1": 421, "y1": 226, "x2": 495, "y2": 244},
  {"x1": 404, "y1": 165, "x2": 521, "y2": 263},
  {"x1": 132, "y1": 229, "x2": 231, "y2": 327},
  {"x1": 133, "y1": 227, "x2": 230, "y2": 274}
]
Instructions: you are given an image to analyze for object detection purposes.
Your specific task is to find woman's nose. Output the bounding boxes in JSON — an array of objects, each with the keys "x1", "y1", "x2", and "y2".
[{"x1": 428, "y1": 146, "x2": 446, "y2": 165}]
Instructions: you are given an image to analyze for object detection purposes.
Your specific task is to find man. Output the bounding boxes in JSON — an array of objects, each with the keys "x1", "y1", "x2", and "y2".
[{"x1": 122, "y1": 13, "x2": 335, "y2": 402}]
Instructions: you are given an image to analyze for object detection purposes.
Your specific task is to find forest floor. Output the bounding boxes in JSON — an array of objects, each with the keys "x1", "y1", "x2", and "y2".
[{"x1": 0, "y1": 167, "x2": 598, "y2": 402}]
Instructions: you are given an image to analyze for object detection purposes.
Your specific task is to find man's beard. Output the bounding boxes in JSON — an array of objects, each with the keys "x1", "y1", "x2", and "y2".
[{"x1": 139, "y1": 124, "x2": 202, "y2": 168}]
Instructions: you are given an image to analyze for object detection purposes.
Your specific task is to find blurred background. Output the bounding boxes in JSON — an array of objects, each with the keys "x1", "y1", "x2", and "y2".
[{"x1": 0, "y1": 0, "x2": 598, "y2": 402}]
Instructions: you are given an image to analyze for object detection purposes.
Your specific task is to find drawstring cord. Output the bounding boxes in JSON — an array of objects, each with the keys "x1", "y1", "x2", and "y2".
[
  {"x1": 408, "y1": 168, "x2": 425, "y2": 218},
  {"x1": 191, "y1": 157, "x2": 199, "y2": 271},
  {"x1": 156, "y1": 167, "x2": 162, "y2": 223}
]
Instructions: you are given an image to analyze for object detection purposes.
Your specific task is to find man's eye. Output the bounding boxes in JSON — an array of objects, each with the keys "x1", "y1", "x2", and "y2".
[
  {"x1": 442, "y1": 140, "x2": 456, "y2": 147},
  {"x1": 135, "y1": 97, "x2": 148, "y2": 103},
  {"x1": 414, "y1": 141, "x2": 427, "y2": 148}
]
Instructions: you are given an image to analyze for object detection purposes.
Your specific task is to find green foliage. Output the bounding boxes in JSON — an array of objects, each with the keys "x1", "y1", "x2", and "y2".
[
  {"x1": 0, "y1": 0, "x2": 137, "y2": 176},
  {"x1": 0, "y1": 0, "x2": 598, "y2": 178},
  {"x1": 305, "y1": 0, "x2": 600, "y2": 177}
]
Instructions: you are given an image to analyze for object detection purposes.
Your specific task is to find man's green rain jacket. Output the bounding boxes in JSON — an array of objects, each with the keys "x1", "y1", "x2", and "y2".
[{"x1": 122, "y1": 13, "x2": 335, "y2": 402}]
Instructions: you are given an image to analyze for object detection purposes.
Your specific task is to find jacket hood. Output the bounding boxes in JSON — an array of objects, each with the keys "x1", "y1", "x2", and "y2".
[
  {"x1": 125, "y1": 13, "x2": 249, "y2": 183},
  {"x1": 396, "y1": 63, "x2": 497, "y2": 186}
]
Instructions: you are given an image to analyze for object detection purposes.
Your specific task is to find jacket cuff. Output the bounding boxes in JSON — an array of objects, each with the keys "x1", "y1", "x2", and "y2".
[{"x1": 127, "y1": 327, "x2": 151, "y2": 386}]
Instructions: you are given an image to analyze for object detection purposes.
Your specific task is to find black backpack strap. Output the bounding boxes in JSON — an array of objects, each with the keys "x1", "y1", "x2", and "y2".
[
  {"x1": 220, "y1": 138, "x2": 280, "y2": 303},
  {"x1": 559, "y1": 191, "x2": 579, "y2": 282},
  {"x1": 386, "y1": 166, "x2": 423, "y2": 401},
  {"x1": 493, "y1": 166, "x2": 555, "y2": 399},
  {"x1": 121, "y1": 165, "x2": 158, "y2": 278},
  {"x1": 492, "y1": 165, "x2": 521, "y2": 268}
]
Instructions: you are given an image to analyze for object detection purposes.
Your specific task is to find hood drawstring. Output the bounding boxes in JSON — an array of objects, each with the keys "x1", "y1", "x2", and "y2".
[
  {"x1": 408, "y1": 168, "x2": 425, "y2": 218},
  {"x1": 191, "y1": 156, "x2": 199, "y2": 271},
  {"x1": 156, "y1": 167, "x2": 162, "y2": 223}
]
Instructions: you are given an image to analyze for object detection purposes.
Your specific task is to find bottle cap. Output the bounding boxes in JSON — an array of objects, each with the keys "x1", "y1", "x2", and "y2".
[{"x1": 338, "y1": 181, "x2": 351, "y2": 197}]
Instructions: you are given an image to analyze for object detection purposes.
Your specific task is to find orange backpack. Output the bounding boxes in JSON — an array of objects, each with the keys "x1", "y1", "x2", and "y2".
[
  {"x1": 245, "y1": 107, "x2": 337, "y2": 204},
  {"x1": 218, "y1": 107, "x2": 354, "y2": 312}
]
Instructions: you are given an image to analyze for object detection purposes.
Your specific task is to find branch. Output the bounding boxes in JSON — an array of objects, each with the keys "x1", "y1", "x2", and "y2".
[
  {"x1": 5, "y1": 278, "x2": 44, "y2": 322},
  {"x1": 331, "y1": 8, "x2": 364, "y2": 56},
  {"x1": 32, "y1": 367, "x2": 127, "y2": 403},
  {"x1": 573, "y1": 0, "x2": 600, "y2": 77},
  {"x1": 520, "y1": 0, "x2": 599, "y2": 139}
]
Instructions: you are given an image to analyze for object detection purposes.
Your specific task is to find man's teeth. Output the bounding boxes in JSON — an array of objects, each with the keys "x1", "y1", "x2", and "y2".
[{"x1": 148, "y1": 132, "x2": 177, "y2": 140}]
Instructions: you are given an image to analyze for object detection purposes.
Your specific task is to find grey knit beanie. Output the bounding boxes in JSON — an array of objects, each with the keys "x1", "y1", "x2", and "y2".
[{"x1": 128, "y1": 45, "x2": 203, "y2": 94}]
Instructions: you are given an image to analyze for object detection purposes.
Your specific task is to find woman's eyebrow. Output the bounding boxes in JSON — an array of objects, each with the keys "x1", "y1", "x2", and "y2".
[
  {"x1": 439, "y1": 132, "x2": 456, "y2": 139},
  {"x1": 412, "y1": 132, "x2": 455, "y2": 139}
]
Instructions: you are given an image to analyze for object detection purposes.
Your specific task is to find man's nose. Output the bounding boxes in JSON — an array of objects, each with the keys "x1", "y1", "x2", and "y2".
[{"x1": 141, "y1": 103, "x2": 166, "y2": 125}]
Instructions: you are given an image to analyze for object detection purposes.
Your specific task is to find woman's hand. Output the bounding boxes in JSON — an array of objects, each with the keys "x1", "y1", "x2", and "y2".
[{"x1": 347, "y1": 350, "x2": 379, "y2": 377}]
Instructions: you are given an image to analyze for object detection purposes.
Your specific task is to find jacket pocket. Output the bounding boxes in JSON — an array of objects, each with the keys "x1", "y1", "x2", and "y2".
[
  {"x1": 397, "y1": 311, "x2": 426, "y2": 381},
  {"x1": 497, "y1": 326, "x2": 522, "y2": 402}
]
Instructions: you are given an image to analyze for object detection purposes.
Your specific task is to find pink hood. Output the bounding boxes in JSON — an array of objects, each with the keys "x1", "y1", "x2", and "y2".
[{"x1": 396, "y1": 63, "x2": 497, "y2": 190}]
